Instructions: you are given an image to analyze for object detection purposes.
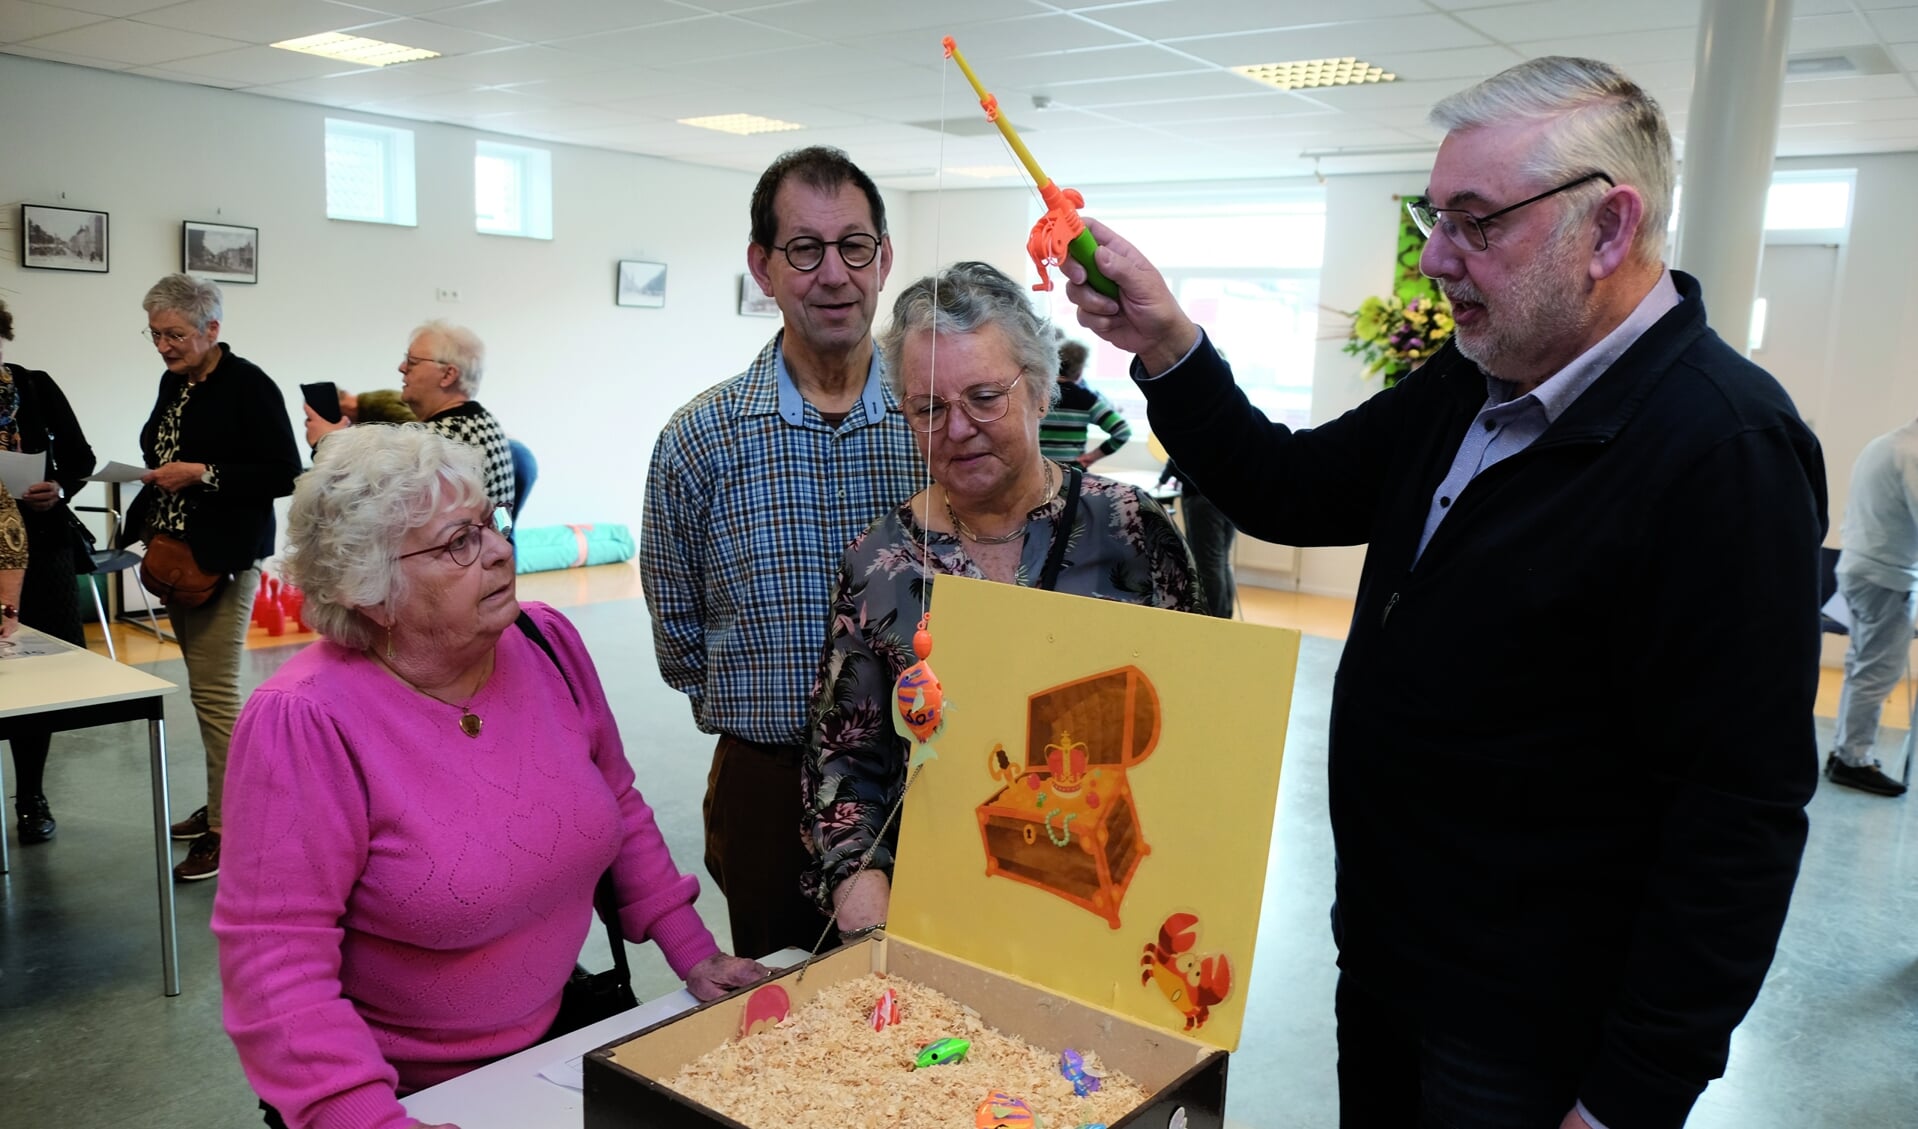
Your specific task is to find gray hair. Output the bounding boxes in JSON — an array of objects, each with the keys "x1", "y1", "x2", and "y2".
[
  {"x1": 1430, "y1": 56, "x2": 1674, "y2": 263},
  {"x1": 878, "y1": 262, "x2": 1059, "y2": 410},
  {"x1": 142, "y1": 273, "x2": 223, "y2": 329},
  {"x1": 411, "y1": 319, "x2": 486, "y2": 396},
  {"x1": 281, "y1": 426, "x2": 488, "y2": 651}
]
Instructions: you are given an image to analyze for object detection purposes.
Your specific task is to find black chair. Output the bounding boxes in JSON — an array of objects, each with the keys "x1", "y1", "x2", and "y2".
[{"x1": 73, "y1": 503, "x2": 164, "y2": 661}]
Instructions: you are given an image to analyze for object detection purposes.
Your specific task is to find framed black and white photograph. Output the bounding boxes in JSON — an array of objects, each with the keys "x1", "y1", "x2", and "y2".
[
  {"x1": 20, "y1": 204, "x2": 108, "y2": 273},
  {"x1": 739, "y1": 273, "x2": 780, "y2": 318},
  {"x1": 183, "y1": 220, "x2": 259, "y2": 284},
  {"x1": 616, "y1": 260, "x2": 667, "y2": 308}
]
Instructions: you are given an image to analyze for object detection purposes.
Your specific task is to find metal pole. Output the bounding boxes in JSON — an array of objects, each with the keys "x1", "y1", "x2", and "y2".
[
  {"x1": 1672, "y1": 0, "x2": 1794, "y2": 353},
  {"x1": 151, "y1": 716, "x2": 180, "y2": 996}
]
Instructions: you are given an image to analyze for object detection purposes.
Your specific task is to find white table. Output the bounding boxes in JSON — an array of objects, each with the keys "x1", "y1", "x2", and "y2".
[
  {"x1": 0, "y1": 626, "x2": 181, "y2": 994},
  {"x1": 401, "y1": 948, "x2": 811, "y2": 1128}
]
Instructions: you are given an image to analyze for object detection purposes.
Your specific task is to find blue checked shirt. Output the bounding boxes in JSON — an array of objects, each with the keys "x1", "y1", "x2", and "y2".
[{"x1": 641, "y1": 333, "x2": 924, "y2": 745}]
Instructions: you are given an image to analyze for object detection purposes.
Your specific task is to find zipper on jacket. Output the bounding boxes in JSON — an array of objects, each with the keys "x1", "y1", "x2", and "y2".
[{"x1": 1381, "y1": 591, "x2": 1400, "y2": 627}]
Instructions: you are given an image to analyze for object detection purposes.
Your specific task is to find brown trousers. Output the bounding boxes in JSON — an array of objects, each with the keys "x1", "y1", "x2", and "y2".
[{"x1": 702, "y1": 734, "x2": 832, "y2": 961}]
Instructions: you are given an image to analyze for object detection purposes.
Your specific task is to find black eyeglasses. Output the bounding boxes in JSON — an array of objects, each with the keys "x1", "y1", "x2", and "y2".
[
  {"x1": 398, "y1": 506, "x2": 513, "y2": 567},
  {"x1": 1406, "y1": 172, "x2": 1615, "y2": 252},
  {"x1": 902, "y1": 371, "x2": 1025, "y2": 433},
  {"x1": 770, "y1": 233, "x2": 880, "y2": 272}
]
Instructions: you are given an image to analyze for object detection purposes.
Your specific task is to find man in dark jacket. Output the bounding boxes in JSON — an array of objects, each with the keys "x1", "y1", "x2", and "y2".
[{"x1": 1064, "y1": 57, "x2": 1825, "y2": 1129}]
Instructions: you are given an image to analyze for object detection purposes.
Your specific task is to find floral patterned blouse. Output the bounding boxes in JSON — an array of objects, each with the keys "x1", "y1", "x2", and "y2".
[{"x1": 800, "y1": 468, "x2": 1202, "y2": 913}]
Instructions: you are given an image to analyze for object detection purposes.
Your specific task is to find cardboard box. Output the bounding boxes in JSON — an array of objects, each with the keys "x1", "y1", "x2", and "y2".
[{"x1": 583, "y1": 934, "x2": 1227, "y2": 1128}]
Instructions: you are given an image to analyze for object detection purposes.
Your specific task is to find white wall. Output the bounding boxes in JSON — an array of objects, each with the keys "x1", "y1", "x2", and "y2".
[{"x1": 0, "y1": 54, "x2": 911, "y2": 535}]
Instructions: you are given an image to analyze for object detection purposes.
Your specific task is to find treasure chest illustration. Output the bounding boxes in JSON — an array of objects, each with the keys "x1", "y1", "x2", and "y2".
[{"x1": 976, "y1": 665, "x2": 1158, "y2": 929}]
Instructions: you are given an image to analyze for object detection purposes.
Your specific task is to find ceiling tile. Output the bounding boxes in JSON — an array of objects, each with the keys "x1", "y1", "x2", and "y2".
[
  {"x1": 409, "y1": 44, "x2": 620, "y2": 84},
  {"x1": 859, "y1": 14, "x2": 1133, "y2": 67},
  {"x1": 18, "y1": 18, "x2": 250, "y2": 64},
  {"x1": 2, "y1": 39, "x2": 126, "y2": 65},
  {"x1": 1451, "y1": 0, "x2": 1701, "y2": 42},
  {"x1": 370, "y1": 84, "x2": 568, "y2": 120},
  {"x1": 1891, "y1": 41, "x2": 1918, "y2": 70},
  {"x1": 994, "y1": 43, "x2": 1209, "y2": 89},
  {"x1": 1093, "y1": 92, "x2": 1333, "y2": 124},
  {"x1": 0, "y1": 0, "x2": 105, "y2": 43},
  {"x1": 1789, "y1": 11, "x2": 1876, "y2": 52},
  {"x1": 419, "y1": 0, "x2": 694, "y2": 42},
  {"x1": 333, "y1": 16, "x2": 520, "y2": 54},
  {"x1": 471, "y1": 104, "x2": 652, "y2": 135},
  {"x1": 39, "y1": 0, "x2": 177, "y2": 15},
  {"x1": 128, "y1": 61, "x2": 251, "y2": 86},
  {"x1": 1082, "y1": 0, "x2": 1433, "y2": 42},
  {"x1": 1782, "y1": 72, "x2": 1917, "y2": 103},
  {"x1": 742, "y1": 0, "x2": 1038, "y2": 37},
  {"x1": 1509, "y1": 28, "x2": 1697, "y2": 66},
  {"x1": 132, "y1": 0, "x2": 383, "y2": 43},
  {"x1": 555, "y1": 14, "x2": 808, "y2": 65},
  {"x1": 498, "y1": 65, "x2": 705, "y2": 103},
  {"x1": 1287, "y1": 77, "x2": 1479, "y2": 112},
  {"x1": 255, "y1": 61, "x2": 477, "y2": 100},
  {"x1": 1781, "y1": 95, "x2": 1918, "y2": 125},
  {"x1": 1170, "y1": 14, "x2": 1492, "y2": 65},
  {"x1": 1376, "y1": 44, "x2": 1526, "y2": 81},
  {"x1": 151, "y1": 43, "x2": 369, "y2": 83},
  {"x1": 1866, "y1": 7, "x2": 1918, "y2": 39}
]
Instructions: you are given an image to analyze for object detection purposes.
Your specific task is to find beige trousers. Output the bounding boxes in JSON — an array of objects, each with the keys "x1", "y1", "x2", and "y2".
[{"x1": 167, "y1": 566, "x2": 259, "y2": 830}]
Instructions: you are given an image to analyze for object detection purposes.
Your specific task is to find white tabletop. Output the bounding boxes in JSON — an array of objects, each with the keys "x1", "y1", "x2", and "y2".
[
  {"x1": 0, "y1": 626, "x2": 176, "y2": 719},
  {"x1": 401, "y1": 948, "x2": 810, "y2": 1129}
]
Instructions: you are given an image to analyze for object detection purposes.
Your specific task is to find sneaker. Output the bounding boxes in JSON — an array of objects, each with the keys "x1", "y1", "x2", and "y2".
[
  {"x1": 173, "y1": 830, "x2": 221, "y2": 881},
  {"x1": 15, "y1": 794, "x2": 55, "y2": 844},
  {"x1": 1825, "y1": 753, "x2": 1908, "y2": 797},
  {"x1": 170, "y1": 805, "x2": 210, "y2": 840}
]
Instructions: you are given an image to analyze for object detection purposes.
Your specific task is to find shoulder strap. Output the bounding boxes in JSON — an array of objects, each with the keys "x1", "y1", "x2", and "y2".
[
  {"x1": 512, "y1": 610, "x2": 630, "y2": 986},
  {"x1": 1038, "y1": 463, "x2": 1083, "y2": 592}
]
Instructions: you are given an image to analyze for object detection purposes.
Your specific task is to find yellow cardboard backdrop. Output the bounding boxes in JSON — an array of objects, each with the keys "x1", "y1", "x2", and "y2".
[{"x1": 889, "y1": 576, "x2": 1299, "y2": 1051}]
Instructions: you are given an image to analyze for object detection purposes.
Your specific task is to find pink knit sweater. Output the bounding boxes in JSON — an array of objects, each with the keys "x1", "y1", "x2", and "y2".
[{"x1": 212, "y1": 602, "x2": 719, "y2": 1129}]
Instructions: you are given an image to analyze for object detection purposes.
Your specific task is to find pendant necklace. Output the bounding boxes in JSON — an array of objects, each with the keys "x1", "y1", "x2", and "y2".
[
  {"x1": 946, "y1": 461, "x2": 1059, "y2": 545},
  {"x1": 379, "y1": 653, "x2": 489, "y2": 738}
]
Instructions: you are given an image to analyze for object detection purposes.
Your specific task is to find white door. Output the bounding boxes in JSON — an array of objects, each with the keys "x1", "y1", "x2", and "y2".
[{"x1": 1752, "y1": 242, "x2": 1841, "y2": 429}]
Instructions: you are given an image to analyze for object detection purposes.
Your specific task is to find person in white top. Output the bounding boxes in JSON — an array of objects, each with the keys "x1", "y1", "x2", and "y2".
[{"x1": 1827, "y1": 417, "x2": 1918, "y2": 796}]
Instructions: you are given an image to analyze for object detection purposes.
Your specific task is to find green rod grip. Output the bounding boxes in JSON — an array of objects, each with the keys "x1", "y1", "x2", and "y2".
[{"x1": 1068, "y1": 228, "x2": 1120, "y2": 298}]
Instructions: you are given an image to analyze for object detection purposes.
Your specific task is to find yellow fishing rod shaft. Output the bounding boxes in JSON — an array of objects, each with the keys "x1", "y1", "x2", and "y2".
[{"x1": 943, "y1": 38, "x2": 1050, "y2": 188}]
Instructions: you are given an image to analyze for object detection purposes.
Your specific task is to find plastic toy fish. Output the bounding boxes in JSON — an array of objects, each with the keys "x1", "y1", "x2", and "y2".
[
  {"x1": 1059, "y1": 1048, "x2": 1103, "y2": 1096},
  {"x1": 870, "y1": 987, "x2": 902, "y2": 1032},
  {"x1": 893, "y1": 612, "x2": 947, "y2": 766},
  {"x1": 976, "y1": 1091, "x2": 1036, "y2": 1128},
  {"x1": 914, "y1": 1036, "x2": 971, "y2": 1069},
  {"x1": 736, "y1": 983, "x2": 790, "y2": 1040}
]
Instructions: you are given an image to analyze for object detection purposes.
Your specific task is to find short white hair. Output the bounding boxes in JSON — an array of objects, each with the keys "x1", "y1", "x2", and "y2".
[
  {"x1": 411, "y1": 319, "x2": 486, "y2": 396},
  {"x1": 281, "y1": 426, "x2": 488, "y2": 650},
  {"x1": 143, "y1": 273, "x2": 223, "y2": 329},
  {"x1": 1430, "y1": 56, "x2": 1674, "y2": 264}
]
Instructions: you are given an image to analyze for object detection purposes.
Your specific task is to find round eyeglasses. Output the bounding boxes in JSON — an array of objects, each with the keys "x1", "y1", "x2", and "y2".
[
  {"x1": 902, "y1": 371, "x2": 1025, "y2": 433},
  {"x1": 1406, "y1": 172, "x2": 1614, "y2": 252},
  {"x1": 770, "y1": 233, "x2": 880, "y2": 272},
  {"x1": 398, "y1": 506, "x2": 514, "y2": 567}
]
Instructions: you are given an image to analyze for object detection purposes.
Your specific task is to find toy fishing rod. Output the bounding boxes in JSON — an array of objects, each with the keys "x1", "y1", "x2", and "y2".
[{"x1": 942, "y1": 36, "x2": 1121, "y2": 298}]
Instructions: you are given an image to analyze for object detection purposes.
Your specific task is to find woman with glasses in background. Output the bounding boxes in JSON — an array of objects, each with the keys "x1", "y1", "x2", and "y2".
[
  {"x1": 800, "y1": 261, "x2": 1204, "y2": 941},
  {"x1": 131, "y1": 273, "x2": 301, "y2": 881},
  {"x1": 213, "y1": 427, "x2": 767, "y2": 1129}
]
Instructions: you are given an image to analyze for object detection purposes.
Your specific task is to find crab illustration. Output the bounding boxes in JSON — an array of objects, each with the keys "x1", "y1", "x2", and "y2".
[{"x1": 1139, "y1": 911, "x2": 1232, "y2": 1031}]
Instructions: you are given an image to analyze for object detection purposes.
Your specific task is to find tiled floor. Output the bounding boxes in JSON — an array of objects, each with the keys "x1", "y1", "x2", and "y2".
[{"x1": 7, "y1": 566, "x2": 1914, "y2": 1127}]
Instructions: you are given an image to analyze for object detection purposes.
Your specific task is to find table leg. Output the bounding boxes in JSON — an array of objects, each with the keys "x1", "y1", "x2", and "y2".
[
  {"x1": 150, "y1": 717, "x2": 180, "y2": 996},
  {"x1": 1, "y1": 737, "x2": 9, "y2": 874}
]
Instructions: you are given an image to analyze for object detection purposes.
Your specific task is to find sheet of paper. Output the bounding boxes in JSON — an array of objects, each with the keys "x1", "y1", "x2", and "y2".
[
  {"x1": 86, "y1": 460, "x2": 149, "y2": 483},
  {"x1": 537, "y1": 1053, "x2": 584, "y2": 1092},
  {"x1": 0, "y1": 635, "x2": 70, "y2": 659},
  {"x1": 0, "y1": 449, "x2": 45, "y2": 497}
]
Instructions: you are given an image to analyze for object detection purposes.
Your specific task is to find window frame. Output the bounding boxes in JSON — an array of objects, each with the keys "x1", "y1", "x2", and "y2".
[{"x1": 324, "y1": 118, "x2": 417, "y2": 227}]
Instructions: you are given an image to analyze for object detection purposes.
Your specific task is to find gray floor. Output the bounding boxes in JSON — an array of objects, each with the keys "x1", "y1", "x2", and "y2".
[{"x1": 2, "y1": 601, "x2": 1913, "y2": 1126}]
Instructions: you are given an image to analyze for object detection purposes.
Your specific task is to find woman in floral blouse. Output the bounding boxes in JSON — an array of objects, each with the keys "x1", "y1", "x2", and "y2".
[{"x1": 800, "y1": 262, "x2": 1202, "y2": 939}]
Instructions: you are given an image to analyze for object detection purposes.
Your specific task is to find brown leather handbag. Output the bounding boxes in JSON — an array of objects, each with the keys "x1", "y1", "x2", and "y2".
[{"x1": 139, "y1": 533, "x2": 225, "y2": 608}]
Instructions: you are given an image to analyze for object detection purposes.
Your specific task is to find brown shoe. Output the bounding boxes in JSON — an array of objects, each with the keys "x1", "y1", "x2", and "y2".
[
  {"x1": 173, "y1": 830, "x2": 220, "y2": 881},
  {"x1": 170, "y1": 805, "x2": 210, "y2": 840}
]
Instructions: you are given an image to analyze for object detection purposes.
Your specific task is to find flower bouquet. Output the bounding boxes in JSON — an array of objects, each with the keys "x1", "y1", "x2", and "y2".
[{"x1": 1342, "y1": 292, "x2": 1454, "y2": 387}]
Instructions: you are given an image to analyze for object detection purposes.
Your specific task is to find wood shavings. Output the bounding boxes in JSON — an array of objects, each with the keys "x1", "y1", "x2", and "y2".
[{"x1": 664, "y1": 974, "x2": 1150, "y2": 1128}]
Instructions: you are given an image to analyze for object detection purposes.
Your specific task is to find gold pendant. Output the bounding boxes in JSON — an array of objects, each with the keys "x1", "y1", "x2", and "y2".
[{"x1": 459, "y1": 712, "x2": 483, "y2": 739}]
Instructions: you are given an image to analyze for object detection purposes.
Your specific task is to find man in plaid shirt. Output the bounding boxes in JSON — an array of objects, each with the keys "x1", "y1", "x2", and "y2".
[{"x1": 641, "y1": 147, "x2": 920, "y2": 959}]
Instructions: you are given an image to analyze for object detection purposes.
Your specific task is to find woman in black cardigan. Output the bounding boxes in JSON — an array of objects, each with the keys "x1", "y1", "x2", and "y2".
[
  {"x1": 131, "y1": 274, "x2": 299, "y2": 882},
  {"x1": 0, "y1": 299, "x2": 98, "y2": 843}
]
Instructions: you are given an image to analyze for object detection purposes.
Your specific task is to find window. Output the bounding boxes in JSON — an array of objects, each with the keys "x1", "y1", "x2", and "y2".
[
  {"x1": 1033, "y1": 190, "x2": 1327, "y2": 431},
  {"x1": 325, "y1": 119, "x2": 416, "y2": 226},
  {"x1": 475, "y1": 140, "x2": 552, "y2": 239},
  {"x1": 1668, "y1": 169, "x2": 1854, "y2": 245}
]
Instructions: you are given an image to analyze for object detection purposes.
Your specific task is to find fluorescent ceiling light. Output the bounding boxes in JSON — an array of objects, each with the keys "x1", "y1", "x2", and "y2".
[
  {"x1": 1234, "y1": 57, "x2": 1396, "y2": 91},
  {"x1": 946, "y1": 165, "x2": 1021, "y2": 179},
  {"x1": 677, "y1": 113, "x2": 806, "y2": 136},
  {"x1": 272, "y1": 32, "x2": 439, "y2": 67}
]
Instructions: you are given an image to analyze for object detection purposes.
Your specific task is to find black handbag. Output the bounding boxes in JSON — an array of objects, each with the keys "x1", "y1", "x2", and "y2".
[
  {"x1": 64, "y1": 506, "x2": 98, "y2": 574},
  {"x1": 515, "y1": 612, "x2": 640, "y2": 1036}
]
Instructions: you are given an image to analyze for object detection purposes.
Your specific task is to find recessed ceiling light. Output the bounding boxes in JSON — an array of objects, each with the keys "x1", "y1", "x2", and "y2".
[
  {"x1": 946, "y1": 165, "x2": 1021, "y2": 179},
  {"x1": 1233, "y1": 57, "x2": 1396, "y2": 92},
  {"x1": 677, "y1": 113, "x2": 806, "y2": 136},
  {"x1": 271, "y1": 32, "x2": 439, "y2": 67}
]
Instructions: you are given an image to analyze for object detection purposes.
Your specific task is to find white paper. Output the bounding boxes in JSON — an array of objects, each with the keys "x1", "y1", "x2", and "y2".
[
  {"x1": 536, "y1": 1053, "x2": 584, "y2": 1092},
  {"x1": 1821, "y1": 590, "x2": 1851, "y2": 631},
  {"x1": 0, "y1": 635, "x2": 69, "y2": 659},
  {"x1": 86, "y1": 460, "x2": 149, "y2": 483},
  {"x1": 0, "y1": 449, "x2": 45, "y2": 498}
]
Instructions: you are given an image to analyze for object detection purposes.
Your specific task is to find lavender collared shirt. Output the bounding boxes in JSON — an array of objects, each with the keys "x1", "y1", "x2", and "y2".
[{"x1": 1414, "y1": 270, "x2": 1681, "y2": 563}]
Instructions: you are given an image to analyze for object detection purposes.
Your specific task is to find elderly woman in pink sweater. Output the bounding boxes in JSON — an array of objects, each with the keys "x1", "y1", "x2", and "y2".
[{"x1": 212, "y1": 427, "x2": 766, "y2": 1129}]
